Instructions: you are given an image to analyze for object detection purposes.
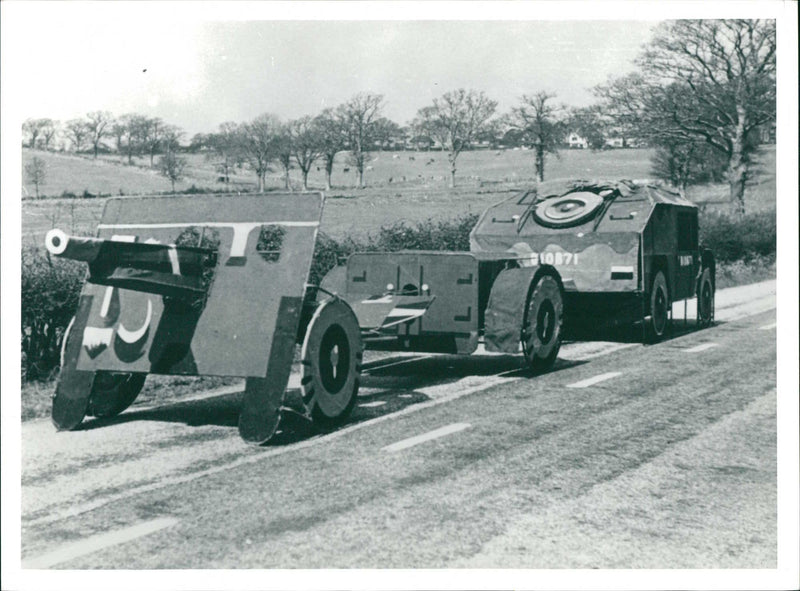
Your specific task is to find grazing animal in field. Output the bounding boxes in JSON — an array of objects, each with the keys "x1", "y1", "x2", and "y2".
[
  {"x1": 392, "y1": 154, "x2": 400, "y2": 159},
  {"x1": 366, "y1": 166, "x2": 373, "y2": 171},
  {"x1": 409, "y1": 156, "x2": 415, "y2": 161},
  {"x1": 343, "y1": 167, "x2": 350, "y2": 173}
]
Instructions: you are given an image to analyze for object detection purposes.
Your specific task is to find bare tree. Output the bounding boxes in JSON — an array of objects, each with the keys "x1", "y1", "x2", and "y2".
[
  {"x1": 650, "y1": 137, "x2": 728, "y2": 193},
  {"x1": 159, "y1": 152, "x2": 186, "y2": 192},
  {"x1": 289, "y1": 116, "x2": 323, "y2": 190},
  {"x1": 65, "y1": 119, "x2": 90, "y2": 153},
  {"x1": 206, "y1": 122, "x2": 242, "y2": 186},
  {"x1": 339, "y1": 93, "x2": 384, "y2": 188},
  {"x1": 507, "y1": 92, "x2": 566, "y2": 182},
  {"x1": 313, "y1": 108, "x2": 347, "y2": 190},
  {"x1": 110, "y1": 119, "x2": 127, "y2": 157},
  {"x1": 597, "y1": 19, "x2": 776, "y2": 215},
  {"x1": 22, "y1": 118, "x2": 51, "y2": 149},
  {"x1": 567, "y1": 105, "x2": 608, "y2": 150},
  {"x1": 119, "y1": 114, "x2": 147, "y2": 164},
  {"x1": 275, "y1": 124, "x2": 293, "y2": 191},
  {"x1": 37, "y1": 120, "x2": 59, "y2": 151},
  {"x1": 24, "y1": 156, "x2": 47, "y2": 198},
  {"x1": 161, "y1": 124, "x2": 184, "y2": 156},
  {"x1": 142, "y1": 117, "x2": 164, "y2": 167},
  {"x1": 239, "y1": 114, "x2": 281, "y2": 193},
  {"x1": 372, "y1": 117, "x2": 403, "y2": 150},
  {"x1": 84, "y1": 111, "x2": 112, "y2": 158},
  {"x1": 413, "y1": 89, "x2": 497, "y2": 188}
]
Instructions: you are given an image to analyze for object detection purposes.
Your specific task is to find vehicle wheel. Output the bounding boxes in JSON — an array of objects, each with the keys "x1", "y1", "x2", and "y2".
[
  {"x1": 522, "y1": 274, "x2": 563, "y2": 373},
  {"x1": 649, "y1": 270, "x2": 670, "y2": 340},
  {"x1": 696, "y1": 267, "x2": 714, "y2": 328},
  {"x1": 87, "y1": 372, "x2": 146, "y2": 418},
  {"x1": 301, "y1": 298, "x2": 362, "y2": 429}
]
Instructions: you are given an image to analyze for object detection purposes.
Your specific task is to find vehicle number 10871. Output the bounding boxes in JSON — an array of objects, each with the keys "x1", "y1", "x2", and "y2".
[{"x1": 524, "y1": 252, "x2": 579, "y2": 266}]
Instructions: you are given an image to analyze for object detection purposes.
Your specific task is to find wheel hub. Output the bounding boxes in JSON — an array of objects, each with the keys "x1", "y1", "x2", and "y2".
[
  {"x1": 319, "y1": 325, "x2": 349, "y2": 394},
  {"x1": 536, "y1": 300, "x2": 555, "y2": 345}
]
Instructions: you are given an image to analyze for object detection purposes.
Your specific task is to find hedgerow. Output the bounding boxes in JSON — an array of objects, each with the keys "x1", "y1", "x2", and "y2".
[
  {"x1": 21, "y1": 245, "x2": 85, "y2": 380},
  {"x1": 699, "y1": 210, "x2": 776, "y2": 263}
]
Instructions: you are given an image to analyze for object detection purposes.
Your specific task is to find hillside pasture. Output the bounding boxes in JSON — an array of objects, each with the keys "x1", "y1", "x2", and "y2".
[
  {"x1": 21, "y1": 150, "x2": 202, "y2": 197},
  {"x1": 21, "y1": 146, "x2": 775, "y2": 243},
  {"x1": 25, "y1": 146, "x2": 663, "y2": 197}
]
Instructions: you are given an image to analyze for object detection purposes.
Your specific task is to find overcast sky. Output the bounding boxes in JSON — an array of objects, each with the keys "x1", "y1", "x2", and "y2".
[{"x1": 12, "y1": 8, "x2": 656, "y2": 138}]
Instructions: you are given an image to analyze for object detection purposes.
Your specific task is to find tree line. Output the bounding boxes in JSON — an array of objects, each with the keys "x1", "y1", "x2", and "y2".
[{"x1": 23, "y1": 20, "x2": 774, "y2": 213}]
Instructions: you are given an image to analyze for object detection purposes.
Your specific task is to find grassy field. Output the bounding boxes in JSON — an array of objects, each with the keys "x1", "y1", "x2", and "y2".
[{"x1": 21, "y1": 146, "x2": 775, "y2": 243}]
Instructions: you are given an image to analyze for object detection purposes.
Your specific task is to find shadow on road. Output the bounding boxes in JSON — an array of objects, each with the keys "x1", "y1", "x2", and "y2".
[
  {"x1": 566, "y1": 317, "x2": 713, "y2": 345},
  {"x1": 74, "y1": 352, "x2": 590, "y2": 445}
]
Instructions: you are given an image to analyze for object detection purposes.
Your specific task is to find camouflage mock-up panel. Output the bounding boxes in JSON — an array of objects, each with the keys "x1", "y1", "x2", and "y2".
[{"x1": 65, "y1": 192, "x2": 323, "y2": 378}]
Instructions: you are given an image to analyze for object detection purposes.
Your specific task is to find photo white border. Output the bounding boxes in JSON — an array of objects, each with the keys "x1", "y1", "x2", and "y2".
[{"x1": 2, "y1": 2, "x2": 797, "y2": 590}]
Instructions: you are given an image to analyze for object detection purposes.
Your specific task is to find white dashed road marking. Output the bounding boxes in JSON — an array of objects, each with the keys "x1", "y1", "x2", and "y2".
[
  {"x1": 759, "y1": 322, "x2": 777, "y2": 330},
  {"x1": 383, "y1": 423, "x2": 471, "y2": 452},
  {"x1": 683, "y1": 343, "x2": 718, "y2": 353},
  {"x1": 566, "y1": 372, "x2": 622, "y2": 389},
  {"x1": 23, "y1": 517, "x2": 178, "y2": 569},
  {"x1": 359, "y1": 400, "x2": 387, "y2": 408}
]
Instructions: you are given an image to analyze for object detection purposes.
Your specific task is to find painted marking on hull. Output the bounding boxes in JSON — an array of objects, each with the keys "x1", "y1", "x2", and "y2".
[
  {"x1": 759, "y1": 322, "x2": 777, "y2": 330},
  {"x1": 383, "y1": 423, "x2": 471, "y2": 452},
  {"x1": 566, "y1": 372, "x2": 622, "y2": 389},
  {"x1": 683, "y1": 343, "x2": 718, "y2": 353},
  {"x1": 23, "y1": 517, "x2": 178, "y2": 569},
  {"x1": 359, "y1": 400, "x2": 387, "y2": 408}
]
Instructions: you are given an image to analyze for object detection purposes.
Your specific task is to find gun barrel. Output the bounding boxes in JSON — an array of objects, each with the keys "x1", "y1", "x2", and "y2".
[
  {"x1": 45, "y1": 229, "x2": 103, "y2": 262},
  {"x1": 44, "y1": 228, "x2": 218, "y2": 301}
]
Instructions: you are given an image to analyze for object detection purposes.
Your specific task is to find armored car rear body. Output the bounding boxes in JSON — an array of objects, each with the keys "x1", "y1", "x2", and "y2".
[{"x1": 469, "y1": 179, "x2": 715, "y2": 337}]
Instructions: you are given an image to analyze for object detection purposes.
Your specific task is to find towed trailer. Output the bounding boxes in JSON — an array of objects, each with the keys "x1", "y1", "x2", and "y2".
[{"x1": 47, "y1": 180, "x2": 715, "y2": 444}]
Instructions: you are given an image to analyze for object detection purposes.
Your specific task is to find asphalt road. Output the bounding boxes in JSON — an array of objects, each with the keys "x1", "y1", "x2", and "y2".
[{"x1": 20, "y1": 281, "x2": 777, "y2": 569}]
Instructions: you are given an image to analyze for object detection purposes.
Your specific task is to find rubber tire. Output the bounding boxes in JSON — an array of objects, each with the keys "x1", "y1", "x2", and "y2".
[
  {"x1": 522, "y1": 274, "x2": 563, "y2": 373},
  {"x1": 301, "y1": 299, "x2": 362, "y2": 429},
  {"x1": 87, "y1": 372, "x2": 146, "y2": 418},
  {"x1": 649, "y1": 270, "x2": 670, "y2": 341},
  {"x1": 696, "y1": 267, "x2": 714, "y2": 328}
]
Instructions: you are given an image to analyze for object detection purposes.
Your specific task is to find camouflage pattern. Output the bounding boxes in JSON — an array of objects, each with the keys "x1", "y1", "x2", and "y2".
[
  {"x1": 469, "y1": 179, "x2": 700, "y2": 298},
  {"x1": 48, "y1": 192, "x2": 323, "y2": 378}
]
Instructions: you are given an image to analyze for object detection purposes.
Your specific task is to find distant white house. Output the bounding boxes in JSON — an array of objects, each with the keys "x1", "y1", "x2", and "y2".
[
  {"x1": 604, "y1": 137, "x2": 625, "y2": 148},
  {"x1": 567, "y1": 132, "x2": 588, "y2": 149}
]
